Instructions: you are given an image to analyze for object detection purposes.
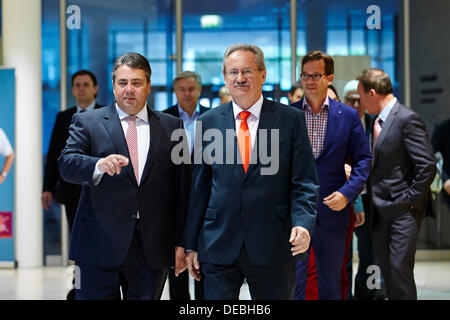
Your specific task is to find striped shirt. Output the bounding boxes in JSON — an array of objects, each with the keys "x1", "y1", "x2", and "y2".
[{"x1": 302, "y1": 97, "x2": 329, "y2": 159}]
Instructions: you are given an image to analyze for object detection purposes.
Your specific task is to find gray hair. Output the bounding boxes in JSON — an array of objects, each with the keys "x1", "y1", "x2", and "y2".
[
  {"x1": 222, "y1": 43, "x2": 266, "y2": 75},
  {"x1": 173, "y1": 71, "x2": 202, "y2": 89},
  {"x1": 111, "y1": 52, "x2": 152, "y2": 82}
]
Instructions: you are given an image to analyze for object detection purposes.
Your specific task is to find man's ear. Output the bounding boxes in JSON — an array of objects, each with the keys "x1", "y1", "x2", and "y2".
[
  {"x1": 327, "y1": 74, "x2": 334, "y2": 83},
  {"x1": 261, "y1": 69, "x2": 267, "y2": 84}
]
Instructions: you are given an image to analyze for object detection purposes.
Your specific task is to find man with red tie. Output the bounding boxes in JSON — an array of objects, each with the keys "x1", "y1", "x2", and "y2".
[
  {"x1": 185, "y1": 43, "x2": 319, "y2": 299},
  {"x1": 358, "y1": 68, "x2": 436, "y2": 299},
  {"x1": 58, "y1": 53, "x2": 190, "y2": 300}
]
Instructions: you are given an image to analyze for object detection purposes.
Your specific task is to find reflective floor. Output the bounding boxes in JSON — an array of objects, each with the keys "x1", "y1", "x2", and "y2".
[{"x1": 0, "y1": 261, "x2": 449, "y2": 300}]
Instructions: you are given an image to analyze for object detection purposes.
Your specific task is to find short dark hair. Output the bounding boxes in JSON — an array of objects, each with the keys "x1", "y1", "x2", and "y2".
[
  {"x1": 71, "y1": 70, "x2": 97, "y2": 87},
  {"x1": 301, "y1": 50, "x2": 334, "y2": 75},
  {"x1": 111, "y1": 52, "x2": 152, "y2": 82},
  {"x1": 356, "y1": 68, "x2": 393, "y2": 95},
  {"x1": 289, "y1": 82, "x2": 303, "y2": 95},
  {"x1": 328, "y1": 84, "x2": 340, "y2": 102}
]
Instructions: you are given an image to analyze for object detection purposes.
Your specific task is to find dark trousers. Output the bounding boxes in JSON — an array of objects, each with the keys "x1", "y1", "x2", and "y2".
[
  {"x1": 168, "y1": 268, "x2": 205, "y2": 300},
  {"x1": 201, "y1": 245, "x2": 296, "y2": 300},
  {"x1": 353, "y1": 193, "x2": 376, "y2": 299},
  {"x1": 64, "y1": 198, "x2": 78, "y2": 232},
  {"x1": 372, "y1": 207, "x2": 423, "y2": 300},
  {"x1": 75, "y1": 222, "x2": 168, "y2": 300},
  {"x1": 295, "y1": 223, "x2": 348, "y2": 300}
]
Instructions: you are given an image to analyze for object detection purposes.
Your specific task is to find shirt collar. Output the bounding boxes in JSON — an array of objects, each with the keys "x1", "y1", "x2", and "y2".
[
  {"x1": 115, "y1": 102, "x2": 149, "y2": 124},
  {"x1": 232, "y1": 95, "x2": 263, "y2": 120},
  {"x1": 302, "y1": 96, "x2": 330, "y2": 112},
  {"x1": 378, "y1": 97, "x2": 397, "y2": 123},
  {"x1": 177, "y1": 103, "x2": 200, "y2": 118},
  {"x1": 77, "y1": 100, "x2": 96, "y2": 113}
]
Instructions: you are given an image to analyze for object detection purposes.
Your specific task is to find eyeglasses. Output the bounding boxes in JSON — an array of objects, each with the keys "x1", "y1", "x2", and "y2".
[
  {"x1": 300, "y1": 73, "x2": 326, "y2": 81},
  {"x1": 345, "y1": 94, "x2": 360, "y2": 104},
  {"x1": 226, "y1": 68, "x2": 258, "y2": 79}
]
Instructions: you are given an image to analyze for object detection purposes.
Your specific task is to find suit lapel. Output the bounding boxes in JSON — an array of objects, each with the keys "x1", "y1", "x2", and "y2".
[
  {"x1": 221, "y1": 102, "x2": 244, "y2": 178},
  {"x1": 318, "y1": 99, "x2": 340, "y2": 160},
  {"x1": 373, "y1": 101, "x2": 400, "y2": 166},
  {"x1": 140, "y1": 107, "x2": 162, "y2": 186},
  {"x1": 102, "y1": 104, "x2": 137, "y2": 185},
  {"x1": 245, "y1": 99, "x2": 276, "y2": 178}
]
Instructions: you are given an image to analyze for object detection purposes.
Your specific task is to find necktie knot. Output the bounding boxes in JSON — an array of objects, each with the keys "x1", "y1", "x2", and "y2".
[
  {"x1": 239, "y1": 111, "x2": 251, "y2": 121},
  {"x1": 126, "y1": 115, "x2": 137, "y2": 124}
]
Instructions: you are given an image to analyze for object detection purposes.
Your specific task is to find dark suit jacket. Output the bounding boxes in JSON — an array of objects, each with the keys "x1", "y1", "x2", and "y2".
[
  {"x1": 58, "y1": 104, "x2": 191, "y2": 268},
  {"x1": 292, "y1": 98, "x2": 372, "y2": 228},
  {"x1": 163, "y1": 104, "x2": 210, "y2": 118},
  {"x1": 43, "y1": 103, "x2": 103, "y2": 204},
  {"x1": 432, "y1": 118, "x2": 450, "y2": 206},
  {"x1": 369, "y1": 101, "x2": 436, "y2": 218},
  {"x1": 185, "y1": 99, "x2": 320, "y2": 266}
]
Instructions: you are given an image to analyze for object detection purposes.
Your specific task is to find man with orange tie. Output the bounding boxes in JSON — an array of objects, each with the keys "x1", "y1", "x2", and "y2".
[{"x1": 185, "y1": 43, "x2": 319, "y2": 299}]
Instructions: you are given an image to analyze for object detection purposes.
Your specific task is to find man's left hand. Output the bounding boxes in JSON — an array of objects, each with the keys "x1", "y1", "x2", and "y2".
[
  {"x1": 354, "y1": 211, "x2": 365, "y2": 227},
  {"x1": 323, "y1": 191, "x2": 349, "y2": 211}
]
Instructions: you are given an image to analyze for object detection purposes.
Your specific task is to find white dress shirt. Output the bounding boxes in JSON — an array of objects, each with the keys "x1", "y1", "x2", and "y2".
[
  {"x1": 232, "y1": 95, "x2": 264, "y2": 150},
  {"x1": 93, "y1": 104, "x2": 150, "y2": 186}
]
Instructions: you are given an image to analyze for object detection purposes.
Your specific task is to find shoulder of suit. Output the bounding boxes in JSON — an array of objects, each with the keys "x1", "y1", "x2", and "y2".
[
  {"x1": 331, "y1": 100, "x2": 359, "y2": 118},
  {"x1": 153, "y1": 108, "x2": 181, "y2": 123},
  {"x1": 58, "y1": 106, "x2": 77, "y2": 116},
  {"x1": 396, "y1": 103, "x2": 421, "y2": 119},
  {"x1": 267, "y1": 99, "x2": 302, "y2": 118},
  {"x1": 162, "y1": 104, "x2": 178, "y2": 115}
]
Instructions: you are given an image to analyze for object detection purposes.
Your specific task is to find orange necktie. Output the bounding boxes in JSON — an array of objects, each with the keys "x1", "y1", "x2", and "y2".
[{"x1": 238, "y1": 111, "x2": 251, "y2": 173}]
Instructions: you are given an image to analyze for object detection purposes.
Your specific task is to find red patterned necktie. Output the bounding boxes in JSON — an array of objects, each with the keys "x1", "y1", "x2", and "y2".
[
  {"x1": 125, "y1": 115, "x2": 139, "y2": 183},
  {"x1": 238, "y1": 111, "x2": 251, "y2": 173},
  {"x1": 373, "y1": 116, "x2": 382, "y2": 157}
]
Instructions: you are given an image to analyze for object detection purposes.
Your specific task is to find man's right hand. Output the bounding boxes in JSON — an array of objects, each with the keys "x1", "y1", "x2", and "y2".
[
  {"x1": 41, "y1": 191, "x2": 53, "y2": 211},
  {"x1": 98, "y1": 154, "x2": 129, "y2": 176},
  {"x1": 186, "y1": 251, "x2": 201, "y2": 281}
]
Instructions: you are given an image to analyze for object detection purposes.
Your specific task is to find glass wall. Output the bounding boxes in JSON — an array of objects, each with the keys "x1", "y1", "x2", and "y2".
[
  {"x1": 182, "y1": 0, "x2": 293, "y2": 108},
  {"x1": 41, "y1": 0, "x2": 401, "y2": 262}
]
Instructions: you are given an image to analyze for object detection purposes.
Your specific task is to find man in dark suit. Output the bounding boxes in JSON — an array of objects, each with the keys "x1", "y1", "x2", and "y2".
[
  {"x1": 432, "y1": 118, "x2": 450, "y2": 208},
  {"x1": 42, "y1": 70, "x2": 104, "y2": 300},
  {"x1": 357, "y1": 68, "x2": 436, "y2": 300},
  {"x1": 58, "y1": 52, "x2": 190, "y2": 300},
  {"x1": 341, "y1": 79, "x2": 379, "y2": 300},
  {"x1": 292, "y1": 51, "x2": 372, "y2": 300},
  {"x1": 164, "y1": 71, "x2": 208, "y2": 301},
  {"x1": 185, "y1": 43, "x2": 319, "y2": 300},
  {"x1": 42, "y1": 70, "x2": 102, "y2": 230}
]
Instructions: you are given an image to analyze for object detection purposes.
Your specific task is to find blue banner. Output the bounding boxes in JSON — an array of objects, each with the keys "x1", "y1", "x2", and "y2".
[{"x1": 0, "y1": 68, "x2": 15, "y2": 264}]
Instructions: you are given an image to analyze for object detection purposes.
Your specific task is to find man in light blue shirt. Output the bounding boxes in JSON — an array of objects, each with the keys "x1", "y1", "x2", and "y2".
[{"x1": 163, "y1": 71, "x2": 209, "y2": 300}]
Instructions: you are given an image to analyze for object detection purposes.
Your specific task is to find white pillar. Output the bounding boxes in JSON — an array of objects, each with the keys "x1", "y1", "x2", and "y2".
[{"x1": 2, "y1": 0, "x2": 43, "y2": 267}]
